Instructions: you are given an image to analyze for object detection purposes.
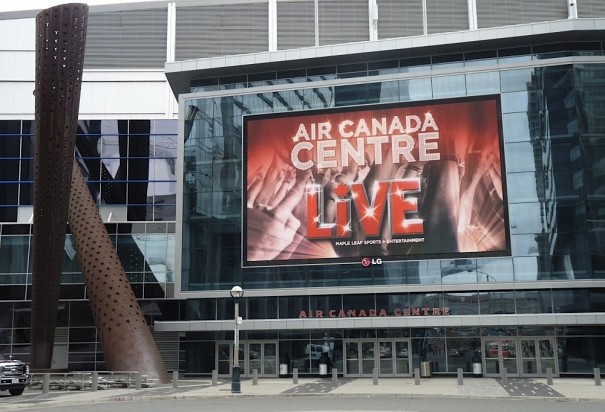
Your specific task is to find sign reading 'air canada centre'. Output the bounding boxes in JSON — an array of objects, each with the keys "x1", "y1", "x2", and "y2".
[{"x1": 242, "y1": 95, "x2": 510, "y2": 267}]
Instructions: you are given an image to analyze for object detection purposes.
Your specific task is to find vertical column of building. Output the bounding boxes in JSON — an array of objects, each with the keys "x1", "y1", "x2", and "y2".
[{"x1": 30, "y1": 3, "x2": 88, "y2": 370}]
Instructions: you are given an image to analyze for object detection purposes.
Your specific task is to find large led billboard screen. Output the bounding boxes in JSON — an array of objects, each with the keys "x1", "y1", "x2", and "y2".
[{"x1": 242, "y1": 96, "x2": 510, "y2": 267}]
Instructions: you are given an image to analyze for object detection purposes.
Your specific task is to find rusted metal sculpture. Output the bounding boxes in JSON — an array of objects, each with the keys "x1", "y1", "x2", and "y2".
[
  {"x1": 31, "y1": 2, "x2": 89, "y2": 370},
  {"x1": 68, "y1": 161, "x2": 169, "y2": 382},
  {"x1": 31, "y1": 3, "x2": 169, "y2": 382}
]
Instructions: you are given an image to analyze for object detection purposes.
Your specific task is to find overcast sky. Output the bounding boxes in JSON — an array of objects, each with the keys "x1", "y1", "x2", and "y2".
[{"x1": 0, "y1": 0, "x2": 159, "y2": 13}]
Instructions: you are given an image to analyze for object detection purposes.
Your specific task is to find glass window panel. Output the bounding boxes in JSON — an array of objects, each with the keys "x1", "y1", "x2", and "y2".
[
  {"x1": 374, "y1": 261, "x2": 406, "y2": 285},
  {"x1": 552, "y1": 289, "x2": 589, "y2": 313},
  {"x1": 409, "y1": 260, "x2": 441, "y2": 285},
  {"x1": 334, "y1": 83, "x2": 372, "y2": 107},
  {"x1": 509, "y1": 203, "x2": 546, "y2": 234},
  {"x1": 409, "y1": 292, "x2": 444, "y2": 309},
  {"x1": 216, "y1": 297, "x2": 247, "y2": 320},
  {"x1": 513, "y1": 256, "x2": 543, "y2": 281},
  {"x1": 376, "y1": 293, "x2": 409, "y2": 313},
  {"x1": 248, "y1": 297, "x2": 277, "y2": 319},
  {"x1": 441, "y1": 258, "x2": 477, "y2": 284},
  {"x1": 310, "y1": 295, "x2": 342, "y2": 313},
  {"x1": 432, "y1": 74, "x2": 466, "y2": 99},
  {"x1": 501, "y1": 91, "x2": 529, "y2": 113},
  {"x1": 511, "y1": 234, "x2": 540, "y2": 256},
  {"x1": 308, "y1": 265, "x2": 339, "y2": 288},
  {"x1": 185, "y1": 299, "x2": 216, "y2": 320},
  {"x1": 306, "y1": 86, "x2": 336, "y2": 109},
  {"x1": 342, "y1": 294, "x2": 375, "y2": 313},
  {"x1": 558, "y1": 337, "x2": 605, "y2": 374},
  {"x1": 399, "y1": 78, "x2": 432, "y2": 102},
  {"x1": 376, "y1": 80, "x2": 399, "y2": 103},
  {"x1": 500, "y1": 68, "x2": 534, "y2": 92},
  {"x1": 553, "y1": 169, "x2": 582, "y2": 199},
  {"x1": 502, "y1": 112, "x2": 531, "y2": 143},
  {"x1": 504, "y1": 142, "x2": 539, "y2": 173},
  {"x1": 115, "y1": 234, "x2": 145, "y2": 271},
  {"x1": 479, "y1": 290, "x2": 515, "y2": 314},
  {"x1": 69, "y1": 301, "x2": 94, "y2": 327},
  {"x1": 69, "y1": 327, "x2": 98, "y2": 343},
  {"x1": 506, "y1": 172, "x2": 541, "y2": 203},
  {"x1": 279, "y1": 296, "x2": 308, "y2": 319},
  {"x1": 476, "y1": 258, "x2": 514, "y2": 282},
  {"x1": 339, "y1": 266, "x2": 373, "y2": 287},
  {"x1": 516, "y1": 290, "x2": 553, "y2": 313},
  {"x1": 546, "y1": 109, "x2": 578, "y2": 138},
  {"x1": 465, "y1": 71, "x2": 500, "y2": 95},
  {"x1": 444, "y1": 291, "x2": 479, "y2": 315},
  {"x1": 273, "y1": 90, "x2": 306, "y2": 112},
  {"x1": 589, "y1": 289, "x2": 605, "y2": 311},
  {"x1": 446, "y1": 337, "x2": 480, "y2": 372},
  {"x1": 0, "y1": 235, "x2": 29, "y2": 275}
]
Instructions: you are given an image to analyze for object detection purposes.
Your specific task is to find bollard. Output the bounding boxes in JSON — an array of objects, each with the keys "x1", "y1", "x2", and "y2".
[
  {"x1": 43, "y1": 373, "x2": 50, "y2": 394},
  {"x1": 253, "y1": 369, "x2": 258, "y2": 386},
  {"x1": 332, "y1": 368, "x2": 338, "y2": 383},
  {"x1": 414, "y1": 368, "x2": 420, "y2": 385},
  {"x1": 172, "y1": 370, "x2": 178, "y2": 389},
  {"x1": 293, "y1": 368, "x2": 298, "y2": 384},
  {"x1": 212, "y1": 370, "x2": 218, "y2": 386},
  {"x1": 92, "y1": 372, "x2": 98, "y2": 391},
  {"x1": 594, "y1": 368, "x2": 602, "y2": 386},
  {"x1": 135, "y1": 372, "x2": 142, "y2": 390},
  {"x1": 457, "y1": 368, "x2": 463, "y2": 386},
  {"x1": 373, "y1": 368, "x2": 378, "y2": 385},
  {"x1": 501, "y1": 367, "x2": 508, "y2": 384},
  {"x1": 546, "y1": 368, "x2": 553, "y2": 386}
]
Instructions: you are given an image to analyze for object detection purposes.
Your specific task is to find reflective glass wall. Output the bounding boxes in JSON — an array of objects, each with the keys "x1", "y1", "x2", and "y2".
[
  {"x1": 182, "y1": 44, "x2": 605, "y2": 291},
  {"x1": 0, "y1": 119, "x2": 179, "y2": 366}
]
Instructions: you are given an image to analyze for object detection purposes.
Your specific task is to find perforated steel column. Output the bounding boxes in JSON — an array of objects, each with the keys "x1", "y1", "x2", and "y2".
[
  {"x1": 68, "y1": 162, "x2": 169, "y2": 383},
  {"x1": 31, "y1": 3, "x2": 88, "y2": 370}
]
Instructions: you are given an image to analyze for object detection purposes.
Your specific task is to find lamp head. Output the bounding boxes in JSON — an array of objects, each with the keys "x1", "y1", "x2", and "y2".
[{"x1": 230, "y1": 285, "x2": 244, "y2": 299}]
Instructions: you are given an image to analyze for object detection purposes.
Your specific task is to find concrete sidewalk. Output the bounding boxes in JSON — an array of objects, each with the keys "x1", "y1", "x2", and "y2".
[{"x1": 1, "y1": 376, "x2": 604, "y2": 410}]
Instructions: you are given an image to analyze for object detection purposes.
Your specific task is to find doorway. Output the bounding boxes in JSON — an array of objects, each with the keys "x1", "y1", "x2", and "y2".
[
  {"x1": 216, "y1": 341, "x2": 278, "y2": 377},
  {"x1": 482, "y1": 337, "x2": 557, "y2": 377},
  {"x1": 344, "y1": 339, "x2": 412, "y2": 377}
]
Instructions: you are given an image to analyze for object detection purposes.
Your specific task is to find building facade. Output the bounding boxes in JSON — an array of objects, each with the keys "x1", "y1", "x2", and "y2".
[{"x1": 1, "y1": 0, "x2": 605, "y2": 378}]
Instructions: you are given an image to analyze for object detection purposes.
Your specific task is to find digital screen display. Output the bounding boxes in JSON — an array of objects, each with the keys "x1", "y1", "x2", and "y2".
[{"x1": 243, "y1": 96, "x2": 510, "y2": 267}]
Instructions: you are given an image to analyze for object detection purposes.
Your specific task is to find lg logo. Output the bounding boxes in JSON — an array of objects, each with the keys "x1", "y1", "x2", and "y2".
[{"x1": 361, "y1": 257, "x2": 382, "y2": 266}]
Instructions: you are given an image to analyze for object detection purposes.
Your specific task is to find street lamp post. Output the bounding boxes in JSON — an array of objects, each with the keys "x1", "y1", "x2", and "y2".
[{"x1": 230, "y1": 285, "x2": 244, "y2": 393}]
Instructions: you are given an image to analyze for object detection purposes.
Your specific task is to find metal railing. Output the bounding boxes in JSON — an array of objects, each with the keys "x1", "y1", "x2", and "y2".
[{"x1": 29, "y1": 371, "x2": 149, "y2": 391}]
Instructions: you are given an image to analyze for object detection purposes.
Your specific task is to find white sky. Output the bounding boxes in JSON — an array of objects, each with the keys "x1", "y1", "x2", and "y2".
[{"x1": 0, "y1": 1, "x2": 159, "y2": 13}]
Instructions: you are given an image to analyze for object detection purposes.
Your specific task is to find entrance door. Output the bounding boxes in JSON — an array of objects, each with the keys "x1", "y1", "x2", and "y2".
[
  {"x1": 484, "y1": 337, "x2": 557, "y2": 377},
  {"x1": 216, "y1": 341, "x2": 245, "y2": 377},
  {"x1": 378, "y1": 339, "x2": 412, "y2": 376},
  {"x1": 247, "y1": 341, "x2": 278, "y2": 377},
  {"x1": 520, "y1": 338, "x2": 557, "y2": 376},
  {"x1": 345, "y1": 339, "x2": 411, "y2": 377},
  {"x1": 482, "y1": 338, "x2": 518, "y2": 376},
  {"x1": 344, "y1": 340, "x2": 374, "y2": 376}
]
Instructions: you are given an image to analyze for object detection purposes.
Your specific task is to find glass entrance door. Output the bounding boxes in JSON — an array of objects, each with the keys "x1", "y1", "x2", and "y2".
[
  {"x1": 520, "y1": 338, "x2": 557, "y2": 376},
  {"x1": 217, "y1": 342, "x2": 231, "y2": 376},
  {"x1": 484, "y1": 337, "x2": 557, "y2": 377},
  {"x1": 345, "y1": 339, "x2": 411, "y2": 377},
  {"x1": 378, "y1": 339, "x2": 412, "y2": 376},
  {"x1": 247, "y1": 341, "x2": 278, "y2": 377},
  {"x1": 482, "y1": 338, "x2": 518, "y2": 376},
  {"x1": 217, "y1": 341, "x2": 276, "y2": 377},
  {"x1": 344, "y1": 340, "x2": 374, "y2": 376},
  {"x1": 520, "y1": 339, "x2": 538, "y2": 376},
  {"x1": 538, "y1": 338, "x2": 556, "y2": 375},
  {"x1": 216, "y1": 341, "x2": 245, "y2": 377}
]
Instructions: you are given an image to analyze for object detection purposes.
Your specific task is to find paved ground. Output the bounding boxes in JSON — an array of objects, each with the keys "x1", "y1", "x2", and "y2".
[{"x1": 0, "y1": 376, "x2": 604, "y2": 410}]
